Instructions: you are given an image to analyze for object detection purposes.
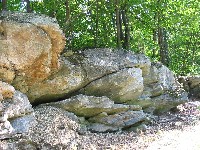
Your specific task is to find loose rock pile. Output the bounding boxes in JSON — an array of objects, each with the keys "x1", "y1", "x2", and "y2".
[{"x1": 0, "y1": 12, "x2": 189, "y2": 149}]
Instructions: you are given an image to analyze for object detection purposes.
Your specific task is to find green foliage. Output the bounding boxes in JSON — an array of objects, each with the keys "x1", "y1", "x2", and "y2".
[{"x1": 1, "y1": 0, "x2": 199, "y2": 75}]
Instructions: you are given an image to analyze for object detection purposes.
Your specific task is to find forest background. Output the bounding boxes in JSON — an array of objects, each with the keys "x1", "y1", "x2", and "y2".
[{"x1": 0, "y1": 0, "x2": 199, "y2": 75}]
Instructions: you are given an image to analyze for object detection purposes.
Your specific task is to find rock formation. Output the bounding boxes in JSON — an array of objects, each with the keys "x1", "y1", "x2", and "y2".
[
  {"x1": 178, "y1": 75, "x2": 200, "y2": 98},
  {"x1": 0, "y1": 12, "x2": 189, "y2": 149},
  {"x1": 0, "y1": 11, "x2": 65, "y2": 94}
]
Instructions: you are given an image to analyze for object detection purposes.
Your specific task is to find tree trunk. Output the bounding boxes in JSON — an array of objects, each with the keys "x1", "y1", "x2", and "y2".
[
  {"x1": 65, "y1": 0, "x2": 72, "y2": 50},
  {"x1": 25, "y1": 0, "x2": 31, "y2": 12},
  {"x1": 121, "y1": 2, "x2": 130, "y2": 50},
  {"x1": 155, "y1": 0, "x2": 169, "y2": 66},
  {"x1": 152, "y1": 29, "x2": 157, "y2": 58},
  {"x1": 94, "y1": 0, "x2": 99, "y2": 47},
  {"x1": 115, "y1": 0, "x2": 121, "y2": 49},
  {"x1": 65, "y1": 0, "x2": 70, "y2": 22},
  {"x1": 158, "y1": 28, "x2": 169, "y2": 66},
  {"x1": 1, "y1": 0, "x2": 7, "y2": 11},
  {"x1": 119, "y1": 11, "x2": 124, "y2": 47}
]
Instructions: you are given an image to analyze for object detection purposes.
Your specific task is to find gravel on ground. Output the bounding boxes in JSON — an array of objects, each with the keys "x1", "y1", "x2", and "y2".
[{"x1": 78, "y1": 98, "x2": 200, "y2": 150}]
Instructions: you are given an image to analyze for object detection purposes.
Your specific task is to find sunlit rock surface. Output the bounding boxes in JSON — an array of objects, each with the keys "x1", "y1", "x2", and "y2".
[
  {"x1": 0, "y1": 12, "x2": 65, "y2": 102},
  {"x1": 0, "y1": 81, "x2": 34, "y2": 139},
  {"x1": 44, "y1": 94, "x2": 142, "y2": 117},
  {"x1": 28, "y1": 106, "x2": 81, "y2": 149},
  {"x1": 81, "y1": 67, "x2": 144, "y2": 103},
  {"x1": 0, "y1": 12, "x2": 190, "y2": 149}
]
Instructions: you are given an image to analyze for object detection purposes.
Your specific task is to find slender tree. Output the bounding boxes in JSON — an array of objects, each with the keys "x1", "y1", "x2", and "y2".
[
  {"x1": 25, "y1": 0, "x2": 31, "y2": 12},
  {"x1": 1, "y1": 0, "x2": 7, "y2": 11},
  {"x1": 121, "y1": 1, "x2": 130, "y2": 49},
  {"x1": 94, "y1": 0, "x2": 99, "y2": 47},
  {"x1": 115, "y1": 0, "x2": 122, "y2": 48}
]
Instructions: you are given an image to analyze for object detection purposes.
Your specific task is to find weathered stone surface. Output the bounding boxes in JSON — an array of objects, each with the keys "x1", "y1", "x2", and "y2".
[
  {"x1": 127, "y1": 63, "x2": 188, "y2": 113},
  {"x1": 46, "y1": 94, "x2": 142, "y2": 117},
  {"x1": 28, "y1": 106, "x2": 80, "y2": 149},
  {"x1": 0, "y1": 82, "x2": 34, "y2": 139},
  {"x1": 81, "y1": 68, "x2": 144, "y2": 103},
  {"x1": 0, "y1": 12, "x2": 65, "y2": 102},
  {"x1": 0, "y1": 140, "x2": 37, "y2": 150},
  {"x1": 30, "y1": 48, "x2": 148, "y2": 104},
  {"x1": 187, "y1": 76, "x2": 200, "y2": 89},
  {"x1": 10, "y1": 114, "x2": 36, "y2": 134},
  {"x1": 2, "y1": 91, "x2": 33, "y2": 119},
  {"x1": 27, "y1": 58, "x2": 86, "y2": 103},
  {"x1": 88, "y1": 123, "x2": 119, "y2": 133},
  {"x1": 178, "y1": 75, "x2": 200, "y2": 98},
  {"x1": 149, "y1": 92, "x2": 188, "y2": 114},
  {"x1": 89, "y1": 110, "x2": 146, "y2": 129},
  {"x1": 0, "y1": 81, "x2": 15, "y2": 100},
  {"x1": 155, "y1": 63, "x2": 177, "y2": 90},
  {"x1": 143, "y1": 65, "x2": 159, "y2": 85},
  {"x1": 77, "y1": 49, "x2": 151, "y2": 81}
]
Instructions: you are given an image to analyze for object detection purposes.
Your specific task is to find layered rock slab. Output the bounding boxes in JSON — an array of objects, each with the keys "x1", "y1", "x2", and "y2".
[
  {"x1": 129, "y1": 63, "x2": 188, "y2": 113},
  {"x1": 44, "y1": 94, "x2": 146, "y2": 132},
  {"x1": 45, "y1": 94, "x2": 142, "y2": 117},
  {"x1": 88, "y1": 110, "x2": 146, "y2": 132}
]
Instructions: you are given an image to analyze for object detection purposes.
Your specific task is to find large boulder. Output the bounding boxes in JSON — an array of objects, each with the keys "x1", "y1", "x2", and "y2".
[
  {"x1": 72, "y1": 49, "x2": 150, "y2": 103},
  {"x1": 27, "y1": 58, "x2": 86, "y2": 104},
  {"x1": 22, "y1": 48, "x2": 151, "y2": 104},
  {"x1": 0, "y1": 12, "x2": 65, "y2": 101}
]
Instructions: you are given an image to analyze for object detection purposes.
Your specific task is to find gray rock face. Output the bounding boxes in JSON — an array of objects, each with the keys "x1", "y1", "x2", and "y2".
[
  {"x1": 10, "y1": 114, "x2": 36, "y2": 134},
  {"x1": 45, "y1": 94, "x2": 142, "y2": 117},
  {"x1": 81, "y1": 68, "x2": 144, "y2": 103},
  {"x1": 0, "y1": 82, "x2": 34, "y2": 139},
  {"x1": 77, "y1": 48, "x2": 151, "y2": 81},
  {"x1": 89, "y1": 111, "x2": 146, "y2": 128},
  {"x1": 128, "y1": 63, "x2": 188, "y2": 114},
  {"x1": 2, "y1": 91, "x2": 33, "y2": 119}
]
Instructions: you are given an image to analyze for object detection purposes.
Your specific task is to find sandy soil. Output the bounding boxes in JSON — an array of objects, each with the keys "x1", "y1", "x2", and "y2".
[{"x1": 146, "y1": 123, "x2": 200, "y2": 150}]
